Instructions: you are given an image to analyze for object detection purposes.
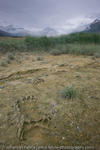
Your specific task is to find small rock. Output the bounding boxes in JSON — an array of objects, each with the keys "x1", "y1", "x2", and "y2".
[
  {"x1": 76, "y1": 126, "x2": 81, "y2": 132},
  {"x1": 62, "y1": 136, "x2": 65, "y2": 140},
  {"x1": 59, "y1": 64, "x2": 65, "y2": 67},
  {"x1": 0, "y1": 86, "x2": 5, "y2": 89}
]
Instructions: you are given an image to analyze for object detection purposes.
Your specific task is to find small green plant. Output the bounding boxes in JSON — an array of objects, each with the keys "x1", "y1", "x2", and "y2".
[
  {"x1": 7, "y1": 52, "x2": 15, "y2": 60},
  {"x1": 60, "y1": 86, "x2": 77, "y2": 99},
  {"x1": 0, "y1": 57, "x2": 12, "y2": 66},
  {"x1": 37, "y1": 56, "x2": 43, "y2": 61},
  {"x1": 0, "y1": 59, "x2": 7, "y2": 67}
]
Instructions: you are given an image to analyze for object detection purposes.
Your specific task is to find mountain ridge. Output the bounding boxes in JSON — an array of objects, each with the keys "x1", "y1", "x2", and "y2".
[
  {"x1": 0, "y1": 29, "x2": 12, "y2": 37},
  {"x1": 0, "y1": 18, "x2": 100, "y2": 37},
  {"x1": 84, "y1": 19, "x2": 100, "y2": 33}
]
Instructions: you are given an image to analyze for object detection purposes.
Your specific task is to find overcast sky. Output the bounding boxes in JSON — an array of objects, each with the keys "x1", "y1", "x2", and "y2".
[{"x1": 0, "y1": 0, "x2": 100, "y2": 32}]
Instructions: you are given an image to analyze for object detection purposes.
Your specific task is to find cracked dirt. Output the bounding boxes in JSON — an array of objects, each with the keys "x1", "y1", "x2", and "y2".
[{"x1": 0, "y1": 53, "x2": 100, "y2": 148}]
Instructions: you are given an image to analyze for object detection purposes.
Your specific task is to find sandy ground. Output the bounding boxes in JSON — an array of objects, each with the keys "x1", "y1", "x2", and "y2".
[{"x1": 0, "y1": 52, "x2": 100, "y2": 149}]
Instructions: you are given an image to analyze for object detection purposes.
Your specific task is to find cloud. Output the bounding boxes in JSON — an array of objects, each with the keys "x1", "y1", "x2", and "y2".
[
  {"x1": 0, "y1": 0, "x2": 100, "y2": 34},
  {"x1": 53, "y1": 16, "x2": 94, "y2": 34}
]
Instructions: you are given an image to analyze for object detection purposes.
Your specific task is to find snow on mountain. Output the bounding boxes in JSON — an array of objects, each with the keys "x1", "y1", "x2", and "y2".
[
  {"x1": 0, "y1": 24, "x2": 58, "y2": 37},
  {"x1": 55, "y1": 16, "x2": 94, "y2": 35},
  {"x1": 84, "y1": 19, "x2": 100, "y2": 33},
  {"x1": 0, "y1": 13, "x2": 100, "y2": 37}
]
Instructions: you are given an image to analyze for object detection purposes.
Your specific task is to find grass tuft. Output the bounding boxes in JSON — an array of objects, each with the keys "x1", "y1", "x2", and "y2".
[
  {"x1": 60, "y1": 86, "x2": 77, "y2": 99},
  {"x1": 0, "y1": 60, "x2": 7, "y2": 67},
  {"x1": 37, "y1": 56, "x2": 43, "y2": 61}
]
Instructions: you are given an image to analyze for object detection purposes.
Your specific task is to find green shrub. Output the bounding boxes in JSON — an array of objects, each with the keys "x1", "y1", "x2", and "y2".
[
  {"x1": 0, "y1": 33, "x2": 100, "y2": 55},
  {"x1": 49, "y1": 44, "x2": 100, "y2": 56},
  {"x1": 25, "y1": 36, "x2": 54, "y2": 51},
  {"x1": 0, "y1": 53, "x2": 16, "y2": 66},
  {"x1": 60, "y1": 86, "x2": 77, "y2": 99},
  {"x1": 94, "y1": 52, "x2": 100, "y2": 58},
  {"x1": 0, "y1": 38, "x2": 26, "y2": 52}
]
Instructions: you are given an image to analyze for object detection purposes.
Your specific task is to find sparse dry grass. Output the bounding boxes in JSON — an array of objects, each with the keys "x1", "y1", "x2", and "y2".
[{"x1": 0, "y1": 52, "x2": 100, "y2": 148}]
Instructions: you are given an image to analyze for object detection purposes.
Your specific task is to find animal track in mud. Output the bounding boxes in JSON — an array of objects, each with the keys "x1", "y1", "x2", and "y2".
[
  {"x1": 6, "y1": 95, "x2": 52, "y2": 141},
  {"x1": 22, "y1": 95, "x2": 37, "y2": 102},
  {"x1": 32, "y1": 77, "x2": 45, "y2": 85}
]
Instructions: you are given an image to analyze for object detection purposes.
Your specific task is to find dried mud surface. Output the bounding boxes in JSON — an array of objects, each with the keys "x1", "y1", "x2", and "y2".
[{"x1": 0, "y1": 53, "x2": 100, "y2": 148}]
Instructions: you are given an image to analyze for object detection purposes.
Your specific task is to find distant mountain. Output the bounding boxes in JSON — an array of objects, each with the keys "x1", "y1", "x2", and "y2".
[
  {"x1": 0, "y1": 25, "x2": 31, "y2": 37},
  {"x1": 2, "y1": 18, "x2": 100, "y2": 37},
  {"x1": 0, "y1": 25, "x2": 58, "y2": 37},
  {"x1": 0, "y1": 25, "x2": 23, "y2": 33},
  {"x1": 0, "y1": 29, "x2": 11, "y2": 37},
  {"x1": 83, "y1": 19, "x2": 100, "y2": 33}
]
